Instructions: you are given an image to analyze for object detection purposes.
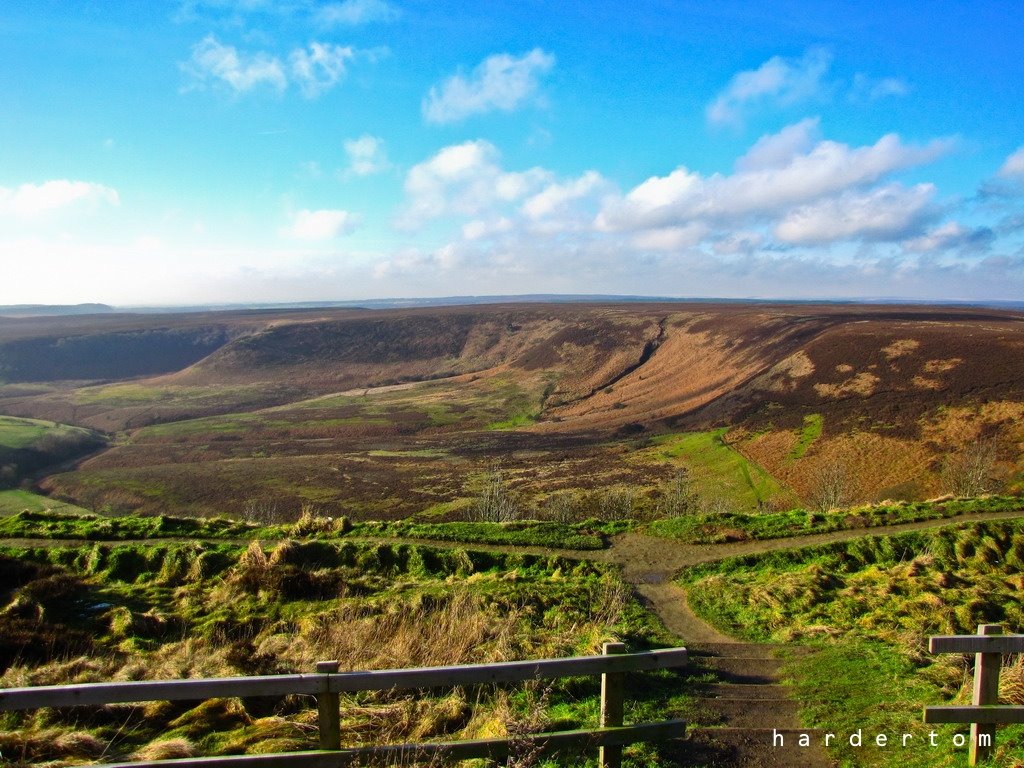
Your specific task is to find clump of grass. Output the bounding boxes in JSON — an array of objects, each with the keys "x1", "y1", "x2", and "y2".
[
  {"x1": 293, "y1": 506, "x2": 335, "y2": 536},
  {"x1": 1001, "y1": 656, "x2": 1024, "y2": 705},
  {"x1": 132, "y1": 737, "x2": 198, "y2": 761},
  {"x1": 0, "y1": 727, "x2": 106, "y2": 764}
]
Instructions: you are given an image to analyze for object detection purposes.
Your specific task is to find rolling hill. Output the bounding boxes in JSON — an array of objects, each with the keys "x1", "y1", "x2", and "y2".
[{"x1": 1, "y1": 302, "x2": 1022, "y2": 518}]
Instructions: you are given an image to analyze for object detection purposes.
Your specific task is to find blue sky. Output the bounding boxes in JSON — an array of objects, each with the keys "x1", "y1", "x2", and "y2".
[{"x1": 1, "y1": 0, "x2": 1023, "y2": 305}]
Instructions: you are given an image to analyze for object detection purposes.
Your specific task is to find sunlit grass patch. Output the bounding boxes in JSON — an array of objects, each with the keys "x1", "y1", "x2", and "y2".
[
  {"x1": 0, "y1": 489, "x2": 92, "y2": 517},
  {"x1": 636, "y1": 429, "x2": 784, "y2": 510},
  {"x1": 790, "y1": 413, "x2": 823, "y2": 459}
]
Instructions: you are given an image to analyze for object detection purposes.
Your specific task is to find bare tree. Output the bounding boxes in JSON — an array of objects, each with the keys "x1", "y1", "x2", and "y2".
[
  {"x1": 468, "y1": 467, "x2": 522, "y2": 522},
  {"x1": 597, "y1": 487, "x2": 635, "y2": 521},
  {"x1": 942, "y1": 439, "x2": 999, "y2": 497},
  {"x1": 807, "y1": 460, "x2": 856, "y2": 512},
  {"x1": 543, "y1": 492, "x2": 580, "y2": 523},
  {"x1": 658, "y1": 470, "x2": 700, "y2": 517}
]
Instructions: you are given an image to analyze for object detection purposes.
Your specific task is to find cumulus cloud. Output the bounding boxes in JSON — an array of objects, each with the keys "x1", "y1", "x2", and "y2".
[
  {"x1": 520, "y1": 171, "x2": 610, "y2": 221},
  {"x1": 398, "y1": 140, "x2": 551, "y2": 227},
  {"x1": 343, "y1": 135, "x2": 391, "y2": 176},
  {"x1": 706, "y1": 47, "x2": 831, "y2": 126},
  {"x1": 774, "y1": 183, "x2": 937, "y2": 245},
  {"x1": 182, "y1": 35, "x2": 287, "y2": 93},
  {"x1": 316, "y1": 0, "x2": 400, "y2": 26},
  {"x1": 631, "y1": 224, "x2": 709, "y2": 251},
  {"x1": 284, "y1": 208, "x2": 360, "y2": 240},
  {"x1": 289, "y1": 42, "x2": 354, "y2": 98},
  {"x1": 0, "y1": 180, "x2": 120, "y2": 218},
  {"x1": 597, "y1": 126, "x2": 953, "y2": 232},
  {"x1": 422, "y1": 49, "x2": 555, "y2": 124},
  {"x1": 383, "y1": 124, "x2": 977, "y2": 298}
]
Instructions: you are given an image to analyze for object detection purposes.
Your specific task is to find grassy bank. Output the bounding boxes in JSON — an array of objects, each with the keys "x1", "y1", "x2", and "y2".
[
  {"x1": 0, "y1": 537, "x2": 681, "y2": 766},
  {"x1": 648, "y1": 494, "x2": 1024, "y2": 543},
  {"x1": 678, "y1": 520, "x2": 1024, "y2": 766},
  {"x1": 0, "y1": 509, "x2": 622, "y2": 551}
]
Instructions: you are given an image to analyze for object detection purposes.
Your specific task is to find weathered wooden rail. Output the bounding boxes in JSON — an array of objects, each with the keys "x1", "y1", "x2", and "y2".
[
  {"x1": 0, "y1": 643, "x2": 688, "y2": 768},
  {"x1": 924, "y1": 624, "x2": 1024, "y2": 765}
]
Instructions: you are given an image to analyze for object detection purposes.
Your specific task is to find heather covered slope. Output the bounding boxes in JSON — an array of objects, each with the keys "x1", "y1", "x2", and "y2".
[{"x1": 2, "y1": 302, "x2": 1024, "y2": 518}]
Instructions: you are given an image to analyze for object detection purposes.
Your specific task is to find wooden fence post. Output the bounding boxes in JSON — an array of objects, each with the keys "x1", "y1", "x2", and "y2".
[
  {"x1": 599, "y1": 642, "x2": 626, "y2": 768},
  {"x1": 316, "y1": 660, "x2": 341, "y2": 750},
  {"x1": 970, "y1": 624, "x2": 1002, "y2": 765}
]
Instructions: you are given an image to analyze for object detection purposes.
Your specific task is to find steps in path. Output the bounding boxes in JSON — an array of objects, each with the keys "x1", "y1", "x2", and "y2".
[{"x1": 667, "y1": 642, "x2": 832, "y2": 767}]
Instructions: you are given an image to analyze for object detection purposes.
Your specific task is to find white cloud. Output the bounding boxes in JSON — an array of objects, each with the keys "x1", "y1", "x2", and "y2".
[
  {"x1": 850, "y1": 73, "x2": 910, "y2": 101},
  {"x1": 423, "y1": 49, "x2": 555, "y2": 124},
  {"x1": 706, "y1": 47, "x2": 831, "y2": 126},
  {"x1": 316, "y1": 0, "x2": 400, "y2": 26},
  {"x1": 713, "y1": 231, "x2": 765, "y2": 255},
  {"x1": 182, "y1": 36, "x2": 369, "y2": 97},
  {"x1": 520, "y1": 171, "x2": 609, "y2": 220},
  {"x1": 343, "y1": 135, "x2": 391, "y2": 176},
  {"x1": 902, "y1": 221, "x2": 994, "y2": 253},
  {"x1": 289, "y1": 42, "x2": 354, "y2": 98},
  {"x1": 735, "y1": 117, "x2": 821, "y2": 172},
  {"x1": 632, "y1": 224, "x2": 708, "y2": 251},
  {"x1": 998, "y1": 146, "x2": 1024, "y2": 179},
  {"x1": 774, "y1": 183, "x2": 936, "y2": 245},
  {"x1": 0, "y1": 180, "x2": 120, "y2": 218},
  {"x1": 598, "y1": 126, "x2": 953, "y2": 232},
  {"x1": 284, "y1": 208, "x2": 361, "y2": 240},
  {"x1": 182, "y1": 35, "x2": 287, "y2": 93},
  {"x1": 399, "y1": 140, "x2": 551, "y2": 227},
  {"x1": 462, "y1": 217, "x2": 513, "y2": 241}
]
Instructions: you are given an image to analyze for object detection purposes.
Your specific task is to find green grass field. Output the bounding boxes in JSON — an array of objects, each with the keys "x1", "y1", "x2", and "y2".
[
  {"x1": 635, "y1": 429, "x2": 787, "y2": 510},
  {"x1": 0, "y1": 489, "x2": 93, "y2": 517},
  {"x1": 0, "y1": 415, "x2": 93, "y2": 450}
]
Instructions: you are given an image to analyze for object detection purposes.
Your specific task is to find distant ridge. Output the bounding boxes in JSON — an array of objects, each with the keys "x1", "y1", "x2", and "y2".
[
  {"x1": 0, "y1": 303, "x2": 115, "y2": 317},
  {"x1": 118, "y1": 294, "x2": 1024, "y2": 313}
]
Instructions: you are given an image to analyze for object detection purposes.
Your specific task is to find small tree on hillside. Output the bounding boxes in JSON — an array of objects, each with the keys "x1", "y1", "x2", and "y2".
[
  {"x1": 942, "y1": 439, "x2": 999, "y2": 497},
  {"x1": 658, "y1": 470, "x2": 700, "y2": 517},
  {"x1": 469, "y1": 467, "x2": 521, "y2": 522},
  {"x1": 807, "y1": 459, "x2": 856, "y2": 512}
]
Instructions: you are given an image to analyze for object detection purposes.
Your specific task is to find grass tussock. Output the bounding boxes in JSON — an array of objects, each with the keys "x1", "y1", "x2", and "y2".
[{"x1": 0, "y1": 537, "x2": 654, "y2": 763}]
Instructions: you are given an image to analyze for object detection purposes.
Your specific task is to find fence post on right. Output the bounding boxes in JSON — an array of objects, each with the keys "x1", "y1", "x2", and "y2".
[
  {"x1": 599, "y1": 642, "x2": 626, "y2": 768},
  {"x1": 970, "y1": 624, "x2": 1002, "y2": 766},
  {"x1": 316, "y1": 660, "x2": 341, "y2": 750}
]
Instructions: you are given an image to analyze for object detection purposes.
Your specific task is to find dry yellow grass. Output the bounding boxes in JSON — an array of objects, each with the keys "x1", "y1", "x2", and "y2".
[
  {"x1": 132, "y1": 737, "x2": 198, "y2": 761},
  {"x1": 882, "y1": 338, "x2": 920, "y2": 359},
  {"x1": 813, "y1": 371, "x2": 880, "y2": 398}
]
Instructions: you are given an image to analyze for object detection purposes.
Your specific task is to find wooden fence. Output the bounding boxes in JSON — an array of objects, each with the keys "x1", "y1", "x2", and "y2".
[
  {"x1": 924, "y1": 624, "x2": 1024, "y2": 765},
  {"x1": 0, "y1": 643, "x2": 688, "y2": 768}
]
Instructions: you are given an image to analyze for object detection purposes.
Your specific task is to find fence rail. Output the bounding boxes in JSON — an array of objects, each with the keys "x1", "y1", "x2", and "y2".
[
  {"x1": 924, "y1": 624, "x2": 1024, "y2": 765},
  {"x1": 0, "y1": 644, "x2": 689, "y2": 768}
]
